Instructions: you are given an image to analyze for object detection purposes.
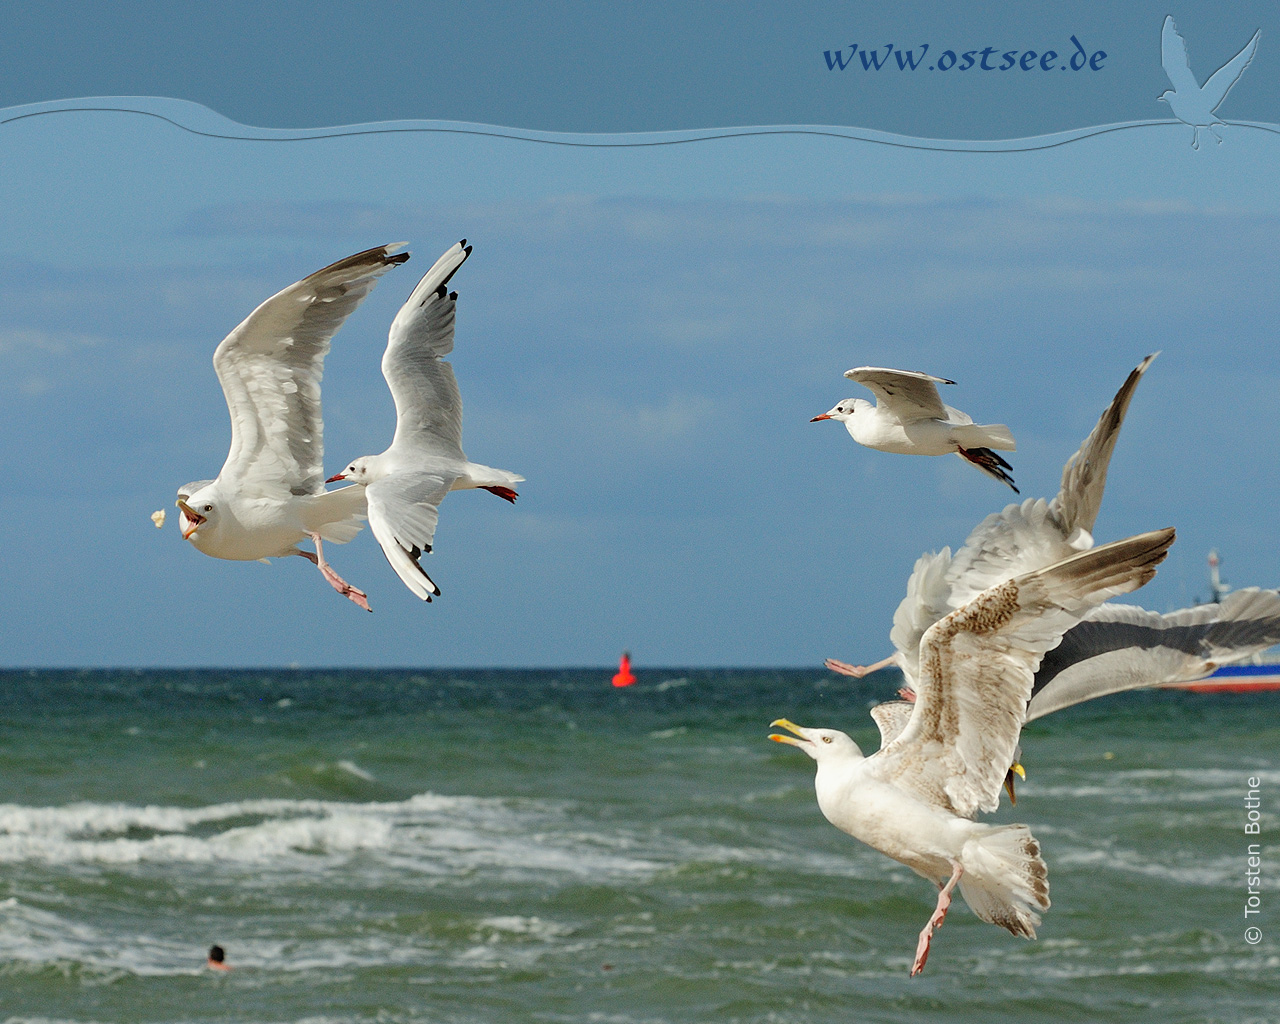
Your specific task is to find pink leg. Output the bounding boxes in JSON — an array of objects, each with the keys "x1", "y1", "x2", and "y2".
[
  {"x1": 910, "y1": 861, "x2": 963, "y2": 977},
  {"x1": 301, "y1": 534, "x2": 371, "y2": 612},
  {"x1": 481, "y1": 485, "x2": 519, "y2": 503},
  {"x1": 823, "y1": 653, "x2": 897, "y2": 678}
]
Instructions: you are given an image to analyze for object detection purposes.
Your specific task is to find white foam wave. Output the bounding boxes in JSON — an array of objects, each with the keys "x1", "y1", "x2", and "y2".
[
  {"x1": 1025, "y1": 766, "x2": 1280, "y2": 804},
  {"x1": 0, "y1": 793, "x2": 659, "y2": 879}
]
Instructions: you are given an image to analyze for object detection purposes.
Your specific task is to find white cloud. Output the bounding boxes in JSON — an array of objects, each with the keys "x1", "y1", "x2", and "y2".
[{"x1": 0, "y1": 327, "x2": 101, "y2": 357}]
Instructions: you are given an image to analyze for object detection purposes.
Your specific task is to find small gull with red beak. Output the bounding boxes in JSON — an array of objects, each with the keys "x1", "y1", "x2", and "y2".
[
  {"x1": 175, "y1": 244, "x2": 410, "y2": 611},
  {"x1": 812, "y1": 366, "x2": 1017, "y2": 491},
  {"x1": 326, "y1": 241, "x2": 523, "y2": 602}
]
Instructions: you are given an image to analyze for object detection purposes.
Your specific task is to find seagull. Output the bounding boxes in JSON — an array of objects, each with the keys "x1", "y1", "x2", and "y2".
[
  {"x1": 176, "y1": 244, "x2": 410, "y2": 611},
  {"x1": 772, "y1": 528, "x2": 1175, "y2": 975},
  {"x1": 326, "y1": 241, "x2": 524, "y2": 602},
  {"x1": 826, "y1": 353, "x2": 1159, "y2": 683},
  {"x1": 812, "y1": 367, "x2": 1018, "y2": 491},
  {"x1": 1159, "y1": 15, "x2": 1260, "y2": 150}
]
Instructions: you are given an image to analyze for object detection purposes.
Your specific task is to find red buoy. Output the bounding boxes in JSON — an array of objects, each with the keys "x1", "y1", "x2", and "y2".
[{"x1": 612, "y1": 651, "x2": 636, "y2": 688}]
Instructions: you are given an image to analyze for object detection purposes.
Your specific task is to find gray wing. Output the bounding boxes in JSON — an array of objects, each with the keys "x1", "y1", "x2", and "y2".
[
  {"x1": 213, "y1": 244, "x2": 409, "y2": 497},
  {"x1": 1048, "y1": 353, "x2": 1156, "y2": 539},
  {"x1": 1202, "y1": 29, "x2": 1261, "y2": 111},
  {"x1": 367, "y1": 472, "x2": 456, "y2": 601},
  {"x1": 873, "y1": 530, "x2": 1174, "y2": 817},
  {"x1": 1161, "y1": 16, "x2": 1200, "y2": 94},
  {"x1": 844, "y1": 366, "x2": 953, "y2": 421},
  {"x1": 384, "y1": 241, "x2": 471, "y2": 460},
  {"x1": 1028, "y1": 588, "x2": 1280, "y2": 720}
]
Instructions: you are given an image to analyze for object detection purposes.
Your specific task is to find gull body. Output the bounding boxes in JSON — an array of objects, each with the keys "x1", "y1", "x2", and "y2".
[
  {"x1": 176, "y1": 244, "x2": 410, "y2": 611},
  {"x1": 328, "y1": 241, "x2": 523, "y2": 601},
  {"x1": 1158, "y1": 15, "x2": 1260, "y2": 150},
  {"x1": 775, "y1": 529, "x2": 1176, "y2": 974},
  {"x1": 813, "y1": 367, "x2": 1017, "y2": 490}
]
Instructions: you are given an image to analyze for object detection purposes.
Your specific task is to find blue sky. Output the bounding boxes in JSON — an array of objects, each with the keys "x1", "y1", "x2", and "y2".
[
  {"x1": 2, "y1": 108, "x2": 1277, "y2": 667},
  {"x1": 1, "y1": 6, "x2": 1279, "y2": 667}
]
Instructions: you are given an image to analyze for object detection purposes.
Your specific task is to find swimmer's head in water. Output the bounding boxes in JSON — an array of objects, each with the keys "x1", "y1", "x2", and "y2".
[{"x1": 207, "y1": 944, "x2": 230, "y2": 969}]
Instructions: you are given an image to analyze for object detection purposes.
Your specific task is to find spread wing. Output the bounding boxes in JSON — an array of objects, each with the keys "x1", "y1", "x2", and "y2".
[
  {"x1": 889, "y1": 548, "x2": 955, "y2": 685},
  {"x1": 384, "y1": 241, "x2": 471, "y2": 461},
  {"x1": 1161, "y1": 16, "x2": 1200, "y2": 94},
  {"x1": 366, "y1": 472, "x2": 456, "y2": 601},
  {"x1": 1203, "y1": 28, "x2": 1260, "y2": 112},
  {"x1": 869, "y1": 700, "x2": 915, "y2": 750},
  {"x1": 844, "y1": 366, "x2": 953, "y2": 422},
  {"x1": 945, "y1": 499, "x2": 1085, "y2": 620},
  {"x1": 1048, "y1": 353, "x2": 1156, "y2": 539},
  {"x1": 213, "y1": 244, "x2": 409, "y2": 498},
  {"x1": 870, "y1": 530, "x2": 1174, "y2": 817},
  {"x1": 1027, "y1": 587, "x2": 1280, "y2": 720}
]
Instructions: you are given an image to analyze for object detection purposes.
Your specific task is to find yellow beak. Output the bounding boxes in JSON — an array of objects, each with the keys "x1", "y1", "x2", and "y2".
[{"x1": 768, "y1": 718, "x2": 809, "y2": 746}]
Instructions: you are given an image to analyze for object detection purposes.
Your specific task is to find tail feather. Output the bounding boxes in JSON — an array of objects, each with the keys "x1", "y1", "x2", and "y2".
[
  {"x1": 306, "y1": 485, "x2": 368, "y2": 544},
  {"x1": 461, "y1": 463, "x2": 524, "y2": 491},
  {"x1": 956, "y1": 447, "x2": 1019, "y2": 492},
  {"x1": 953, "y1": 422, "x2": 1016, "y2": 452},
  {"x1": 959, "y1": 824, "x2": 1050, "y2": 939}
]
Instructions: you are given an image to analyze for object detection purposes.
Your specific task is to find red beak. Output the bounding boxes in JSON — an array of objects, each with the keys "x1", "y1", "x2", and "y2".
[
  {"x1": 326, "y1": 474, "x2": 345, "y2": 483},
  {"x1": 810, "y1": 413, "x2": 832, "y2": 422}
]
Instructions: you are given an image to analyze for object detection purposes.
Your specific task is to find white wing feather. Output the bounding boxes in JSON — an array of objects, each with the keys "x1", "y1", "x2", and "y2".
[
  {"x1": 384, "y1": 241, "x2": 471, "y2": 460},
  {"x1": 366, "y1": 473, "x2": 454, "y2": 601},
  {"x1": 214, "y1": 244, "x2": 408, "y2": 497}
]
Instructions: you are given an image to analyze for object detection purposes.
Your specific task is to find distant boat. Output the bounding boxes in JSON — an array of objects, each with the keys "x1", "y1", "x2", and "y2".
[
  {"x1": 1163, "y1": 661, "x2": 1280, "y2": 693},
  {"x1": 1162, "y1": 549, "x2": 1280, "y2": 692},
  {"x1": 612, "y1": 651, "x2": 637, "y2": 688}
]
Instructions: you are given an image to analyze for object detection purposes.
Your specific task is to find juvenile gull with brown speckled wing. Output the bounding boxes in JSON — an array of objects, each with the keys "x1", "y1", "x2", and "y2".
[{"x1": 771, "y1": 528, "x2": 1174, "y2": 975}]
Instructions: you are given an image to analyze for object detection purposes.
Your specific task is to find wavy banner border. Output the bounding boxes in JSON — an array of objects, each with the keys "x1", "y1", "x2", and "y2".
[{"x1": 4, "y1": 97, "x2": 1278, "y2": 153}]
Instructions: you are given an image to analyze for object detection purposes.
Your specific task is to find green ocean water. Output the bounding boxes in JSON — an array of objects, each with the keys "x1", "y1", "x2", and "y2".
[{"x1": 0, "y1": 669, "x2": 1276, "y2": 1024}]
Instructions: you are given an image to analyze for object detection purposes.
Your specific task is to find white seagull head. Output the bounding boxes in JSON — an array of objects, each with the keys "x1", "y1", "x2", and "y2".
[
  {"x1": 769, "y1": 719, "x2": 863, "y2": 762},
  {"x1": 810, "y1": 398, "x2": 864, "y2": 423},
  {"x1": 326, "y1": 456, "x2": 378, "y2": 486},
  {"x1": 175, "y1": 484, "x2": 220, "y2": 545}
]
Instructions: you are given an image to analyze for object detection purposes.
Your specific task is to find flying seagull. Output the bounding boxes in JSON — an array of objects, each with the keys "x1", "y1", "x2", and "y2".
[
  {"x1": 327, "y1": 241, "x2": 524, "y2": 602},
  {"x1": 176, "y1": 244, "x2": 410, "y2": 611},
  {"x1": 772, "y1": 529, "x2": 1175, "y2": 975},
  {"x1": 1159, "y1": 15, "x2": 1260, "y2": 150},
  {"x1": 812, "y1": 367, "x2": 1017, "y2": 491},
  {"x1": 826, "y1": 353, "x2": 1158, "y2": 683}
]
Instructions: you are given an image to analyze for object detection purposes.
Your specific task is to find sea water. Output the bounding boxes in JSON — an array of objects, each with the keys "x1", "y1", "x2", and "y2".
[{"x1": 0, "y1": 669, "x2": 1276, "y2": 1024}]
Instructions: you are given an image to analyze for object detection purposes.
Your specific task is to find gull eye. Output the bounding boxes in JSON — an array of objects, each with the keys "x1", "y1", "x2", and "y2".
[
  {"x1": 822, "y1": 735, "x2": 833, "y2": 744},
  {"x1": 203, "y1": 505, "x2": 213, "y2": 512}
]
